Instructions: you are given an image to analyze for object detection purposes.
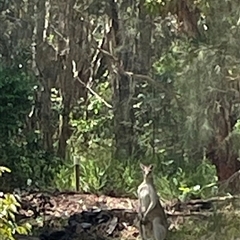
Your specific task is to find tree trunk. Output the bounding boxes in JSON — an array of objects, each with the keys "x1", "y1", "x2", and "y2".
[
  {"x1": 109, "y1": 0, "x2": 135, "y2": 160},
  {"x1": 134, "y1": 0, "x2": 154, "y2": 157},
  {"x1": 207, "y1": 145, "x2": 240, "y2": 181},
  {"x1": 113, "y1": 72, "x2": 135, "y2": 159},
  {"x1": 57, "y1": 0, "x2": 75, "y2": 159},
  {"x1": 35, "y1": 0, "x2": 55, "y2": 152},
  {"x1": 138, "y1": 0, "x2": 152, "y2": 74},
  {"x1": 207, "y1": 99, "x2": 240, "y2": 181}
]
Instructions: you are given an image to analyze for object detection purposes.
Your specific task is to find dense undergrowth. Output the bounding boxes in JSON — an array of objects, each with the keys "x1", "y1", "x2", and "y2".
[
  {"x1": 169, "y1": 210, "x2": 240, "y2": 240},
  {"x1": 54, "y1": 152, "x2": 218, "y2": 201}
]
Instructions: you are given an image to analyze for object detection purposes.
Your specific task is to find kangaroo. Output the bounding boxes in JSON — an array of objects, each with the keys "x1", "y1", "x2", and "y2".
[{"x1": 137, "y1": 163, "x2": 168, "y2": 240}]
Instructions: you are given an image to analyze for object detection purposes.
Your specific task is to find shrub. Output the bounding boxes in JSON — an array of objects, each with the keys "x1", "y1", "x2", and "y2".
[{"x1": 0, "y1": 166, "x2": 31, "y2": 240}]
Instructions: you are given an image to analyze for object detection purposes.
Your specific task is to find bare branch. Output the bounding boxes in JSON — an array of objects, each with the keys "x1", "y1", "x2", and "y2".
[{"x1": 76, "y1": 76, "x2": 112, "y2": 109}]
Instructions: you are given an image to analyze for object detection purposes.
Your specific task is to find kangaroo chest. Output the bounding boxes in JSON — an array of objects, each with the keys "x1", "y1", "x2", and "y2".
[
  {"x1": 137, "y1": 183, "x2": 167, "y2": 225},
  {"x1": 138, "y1": 184, "x2": 152, "y2": 210},
  {"x1": 138, "y1": 183, "x2": 159, "y2": 212}
]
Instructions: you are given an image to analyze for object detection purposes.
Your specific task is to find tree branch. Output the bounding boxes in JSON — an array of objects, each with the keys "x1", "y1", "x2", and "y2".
[{"x1": 76, "y1": 76, "x2": 112, "y2": 109}]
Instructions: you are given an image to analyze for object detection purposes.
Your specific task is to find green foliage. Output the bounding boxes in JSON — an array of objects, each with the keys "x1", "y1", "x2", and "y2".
[
  {"x1": 0, "y1": 66, "x2": 33, "y2": 136},
  {"x1": 54, "y1": 69, "x2": 219, "y2": 199},
  {"x1": 17, "y1": 151, "x2": 62, "y2": 188},
  {"x1": 0, "y1": 167, "x2": 31, "y2": 240},
  {"x1": 54, "y1": 152, "x2": 140, "y2": 197},
  {"x1": 169, "y1": 210, "x2": 240, "y2": 240},
  {"x1": 149, "y1": 158, "x2": 217, "y2": 201},
  {"x1": 0, "y1": 67, "x2": 62, "y2": 190},
  {"x1": 55, "y1": 164, "x2": 75, "y2": 191},
  {"x1": 54, "y1": 147, "x2": 217, "y2": 201},
  {"x1": 0, "y1": 66, "x2": 33, "y2": 189},
  {"x1": 70, "y1": 82, "x2": 113, "y2": 157},
  {"x1": 80, "y1": 157, "x2": 110, "y2": 193},
  {"x1": 153, "y1": 0, "x2": 240, "y2": 157},
  {"x1": 0, "y1": 133, "x2": 62, "y2": 190},
  {"x1": 106, "y1": 160, "x2": 141, "y2": 197}
]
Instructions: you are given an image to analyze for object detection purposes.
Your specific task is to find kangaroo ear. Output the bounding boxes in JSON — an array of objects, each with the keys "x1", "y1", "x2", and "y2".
[
  {"x1": 140, "y1": 163, "x2": 145, "y2": 170},
  {"x1": 148, "y1": 164, "x2": 154, "y2": 171}
]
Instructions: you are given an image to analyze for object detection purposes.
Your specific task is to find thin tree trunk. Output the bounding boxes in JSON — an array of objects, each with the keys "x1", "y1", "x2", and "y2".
[
  {"x1": 57, "y1": 0, "x2": 75, "y2": 159},
  {"x1": 35, "y1": 0, "x2": 55, "y2": 152},
  {"x1": 135, "y1": 0, "x2": 154, "y2": 157},
  {"x1": 138, "y1": 0, "x2": 152, "y2": 75}
]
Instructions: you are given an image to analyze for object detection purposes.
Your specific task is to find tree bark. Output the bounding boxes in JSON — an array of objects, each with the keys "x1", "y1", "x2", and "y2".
[
  {"x1": 134, "y1": 0, "x2": 154, "y2": 157},
  {"x1": 109, "y1": 0, "x2": 135, "y2": 160},
  {"x1": 56, "y1": 0, "x2": 75, "y2": 159},
  {"x1": 207, "y1": 99, "x2": 240, "y2": 181},
  {"x1": 35, "y1": 0, "x2": 55, "y2": 152}
]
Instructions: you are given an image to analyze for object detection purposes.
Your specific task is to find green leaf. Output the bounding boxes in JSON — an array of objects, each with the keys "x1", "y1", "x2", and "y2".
[
  {"x1": 9, "y1": 204, "x2": 17, "y2": 214},
  {"x1": 16, "y1": 226, "x2": 28, "y2": 235}
]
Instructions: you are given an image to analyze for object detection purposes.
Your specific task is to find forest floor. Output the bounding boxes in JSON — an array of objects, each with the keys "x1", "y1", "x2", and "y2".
[
  {"x1": 16, "y1": 190, "x2": 142, "y2": 239},
  {"x1": 13, "y1": 190, "x2": 240, "y2": 240}
]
